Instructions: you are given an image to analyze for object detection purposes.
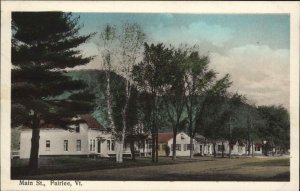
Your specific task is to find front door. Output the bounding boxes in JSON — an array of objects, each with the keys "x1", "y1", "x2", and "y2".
[{"x1": 97, "y1": 140, "x2": 101, "y2": 153}]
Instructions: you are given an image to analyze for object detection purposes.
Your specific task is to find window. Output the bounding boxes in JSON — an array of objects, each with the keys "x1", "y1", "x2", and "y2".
[
  {"x1": 146, "y1": 140, "x2": 149, "y2": 149},
  {"x1": 107, "y1": 140, "x2": 111, "y2": 151},
  {"x1": 92, "y1": 139, "x2": 95, "y2": 151},
  {"x1": 46, "y1": 140, "x2": 50, "y2": 151},
  {"x1": 76, "y1": 140, "x2": 81, "y2": 151},
  {"x1": 111, "y1": 140, "x2": 115, "y2": 151},
  {"x1": 89, "y1": 139, "x2": 93, "y2": 151},
  {"x1": 187, "y1": 144, "x2": 194, "y2": 151},
  {"x1": 218, "y1": 145, "x2": 224, "y2": 152},
  {"x1": 64, "y1": 140, "x2": 68, "y2": 151},
  {"x1": 180, "y1": 133, "x2": 184, "y2": 139},
  {"x1": 200, "y1": 145, "x2": 203, "y2": 152},
  {"x1": 171, "y1": 144, "x2": 181, "y2": 151},
  {"x1": 148, "y1": 140, "x2": 152, "y2": 149},
  {"x1": 89, "y1": 139, "x2": 96, "y2": 151},
  {"x1": 75, "y1": 125, "x2": 80, "y2": 133},
  {"x1": 255, "y1": 147, "x2": 261, "y2": 151}
]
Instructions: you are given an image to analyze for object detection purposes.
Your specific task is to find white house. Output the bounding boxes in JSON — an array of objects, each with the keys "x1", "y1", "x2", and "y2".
[
  {"x1": 19, "y1": 114, "x2": 151, "y2": 159},
  {"x1": 157, "y1": 132, "x2": 198, "y2": 157},
  {"x1": 194, "y1": 134, "x2": 214, "y2": 156}
]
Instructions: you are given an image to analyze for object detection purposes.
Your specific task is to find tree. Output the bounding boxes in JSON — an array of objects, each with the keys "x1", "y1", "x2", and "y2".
[
  {"x1": 227, "y1": 100, "x2": 264, "y2": 157},
  {"x1": 133, "y1": 43, "x2": 173, "y2": 162},
  {"x1": 184, "y1": 51, "x2": 217, "y2": 158},
  {"x1": 181, "y1": 47, "x2": 232, "y2": 159},
  {"x1": 11, "y1": 12, "x2": 95, "y2": 170},
  {"x1": 257, "y1": 105, "x2": 290, "y2": 154},
  {"x1": 223, "y1": 93, "x2": 247, "y2": 158},
  {"x1": 96, "y1": 24, "x2": 118, "y2": 138},
  {"x1": 162, "y1": 47, "x2": 188, "y2": 160},
  {"x1": 97, "y1": 23, "x2": 145, "y2": 163},
  {"x1": 199, "y1": 86, "x2": 232, "y2": 158}
]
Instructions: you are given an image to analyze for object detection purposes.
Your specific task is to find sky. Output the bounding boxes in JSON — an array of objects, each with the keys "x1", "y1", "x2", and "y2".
[{"x1": 74, "y1": 13, "x2": 290, "y2": 109}]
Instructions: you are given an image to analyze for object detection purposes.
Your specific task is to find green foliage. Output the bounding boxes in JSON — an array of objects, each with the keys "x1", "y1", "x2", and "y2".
[
  {"x1": 68, "y1": 70, "x2": 142, "y2": 138},
  {"x1": 11, "y1": 12, "x2": 95, "y2": 127},
  {"x1": 68, "y1": 70, "x2": 125, "y2": 130},
  {"x1": 133, "y1": 43, "x2": 175, "y2": 133},
  {"x1": 257, "y1": 105, "x2": 290, "y2": 149}
]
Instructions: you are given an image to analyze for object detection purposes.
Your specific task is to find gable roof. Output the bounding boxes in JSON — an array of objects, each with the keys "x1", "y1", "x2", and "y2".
[
  {"x1": 158, "y1": 133, "x2": 174, "y2": 143},
  {"x1": 79, "y1": 114, "x2": 105, "y2": 130},
  {"x1": 37, "y1": 114, "x2": 104, "y2": 131}
]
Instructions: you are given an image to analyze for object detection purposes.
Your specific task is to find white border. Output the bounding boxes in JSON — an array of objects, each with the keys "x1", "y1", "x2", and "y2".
[{"x1": 1, "y1": 1, "x2": 299, "y2": 191}]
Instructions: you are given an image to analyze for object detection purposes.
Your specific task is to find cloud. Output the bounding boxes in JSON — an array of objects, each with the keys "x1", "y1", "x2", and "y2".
[
  {"x1": 147, "y1": 21, "x2": 234, "y2": 47},
  {"x1": 210, "y1": 44, "x2": 289, "y2": 109}
]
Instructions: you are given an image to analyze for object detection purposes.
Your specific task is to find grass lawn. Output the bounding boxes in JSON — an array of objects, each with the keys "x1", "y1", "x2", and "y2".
[{"x1": 11, "y1": 156, "x2": 289, "y2": 181}]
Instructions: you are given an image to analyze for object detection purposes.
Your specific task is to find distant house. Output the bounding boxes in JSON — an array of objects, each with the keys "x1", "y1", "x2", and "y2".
[
  {"x1": 252, "y1": 143, "x2": 263, "y2": 155},
  {"x1": 194, "y1": 132, "x2": 266, "y2": 156},
  {"x1": 157, "y1": 132, "x2": 197, "y2": 156},
  {"x1": 211, "y1": 140, "x2": 263, "y2": 156},
  {"x1": 194, "y1": 134, "x2": 213, "y2": 156},
  {"x1": 19, "y1": 114, "x2": 151, "y2": 159}
]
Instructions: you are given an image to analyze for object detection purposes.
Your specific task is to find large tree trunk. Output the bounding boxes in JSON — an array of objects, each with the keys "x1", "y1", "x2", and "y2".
[
  {"x1": 203, "y1": 141, "x2": 206, "y2": 156},
  {"x1": 118, "y1": 82, "x2": 131, "y2": 163},
  {"x1": 190, "y1": 134, "x2": 194, "y2": 159},
  {"x1": 247, "y1": 141, "x2": 251, "y2": 156},
  {"x1": 155, "y1": 130, "x2": 158, "y2": 162},
  {"x1": 251, "y1": 141, "x2": 254, "y2": 157},
  {"x1": 151, "y1": 132, "x2": 155, "y2": 163},
  {"x1": 116, "y1": 125, "x2": 126, "y2": 163},
  {"x1": 115, "y1": 141, "x2": 123, "y2": 163},
  {"x1": 29, "y1": 114, "x2": 40, "y2": 170},
  {"x1": 105, "y1": 71, "x2": 121, "y2": 162},
  {"x1": 213, "y1": 143, "x2": 216, "y2": 158},
  {"x1": 221, "y1": 141, "x2": 224, "y2": 158},
  {"x1": 172, "y1": 129, "x2": 177, "y2": 160},
  {"x1": 228, "y1": 117, "x2": 231, "y2": 159},
  {"x1": 130, "y1": 140, "x2": 135, "y2": 161},
  {"x1": 229, "y1": 142, "x2": 232, "y2": 159},
  {"x1": 106, "y1": 72, "x2": 116, "y2": 132}
]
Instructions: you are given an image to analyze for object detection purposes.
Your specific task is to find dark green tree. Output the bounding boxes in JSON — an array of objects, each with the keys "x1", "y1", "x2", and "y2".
[
  {"x1": 133, "y1": 43, "x2": 173, "y2": 162},
  {"x1": 257, "y1": 105, "x2": 290, "y2": 154},
  {"x1": 11, "y1": 12, "x2": 95, "y2": 170},
  {"x1": 162, "y1": 47, "x2": 188, "y2": 160},
  {"x1": 184, "y1": 50, "x2": 232, "y2": 158},
  {"x1": 223, "y1": 93, "x2": 246, "y2": 158}
]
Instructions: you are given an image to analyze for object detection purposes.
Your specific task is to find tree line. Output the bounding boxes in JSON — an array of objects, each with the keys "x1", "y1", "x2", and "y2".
[{"x1": 11, "y1": 12, "x2": 289, "y2": 171}]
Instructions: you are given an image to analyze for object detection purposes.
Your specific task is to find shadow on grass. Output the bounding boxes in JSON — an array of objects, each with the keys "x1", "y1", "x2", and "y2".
[
  {"x1": 239, "y1": 158, "x2": 290, "y2": 167},
  {"x1": 11, "y1": 156, "x2": 214, "y2": 179},
  {"x1": 140, "y1": 172, "x2": 290, "y2": 181},
  {"x1": 31, "y1": 172, "x2": 289, "y2": 181}
]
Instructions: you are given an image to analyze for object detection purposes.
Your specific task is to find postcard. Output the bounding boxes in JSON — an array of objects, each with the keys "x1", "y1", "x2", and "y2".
[{"x1": 1, "y1": 1, "x2": 299, "y2": 191}]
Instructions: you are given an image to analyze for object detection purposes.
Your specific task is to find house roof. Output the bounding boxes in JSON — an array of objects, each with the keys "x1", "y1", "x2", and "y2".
[
  {"x1": 79, "y1": 114, "x2": 105, "y2": 130},
  {"x1": 38, "y1": 114, "x2": 105, "y2": 131},
  {"x1": 194, "y1": 134, "x2": 206, "y2": 143},
  {"x1": 158, "y1": 133, "x2": 174, "y2": 143}
]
